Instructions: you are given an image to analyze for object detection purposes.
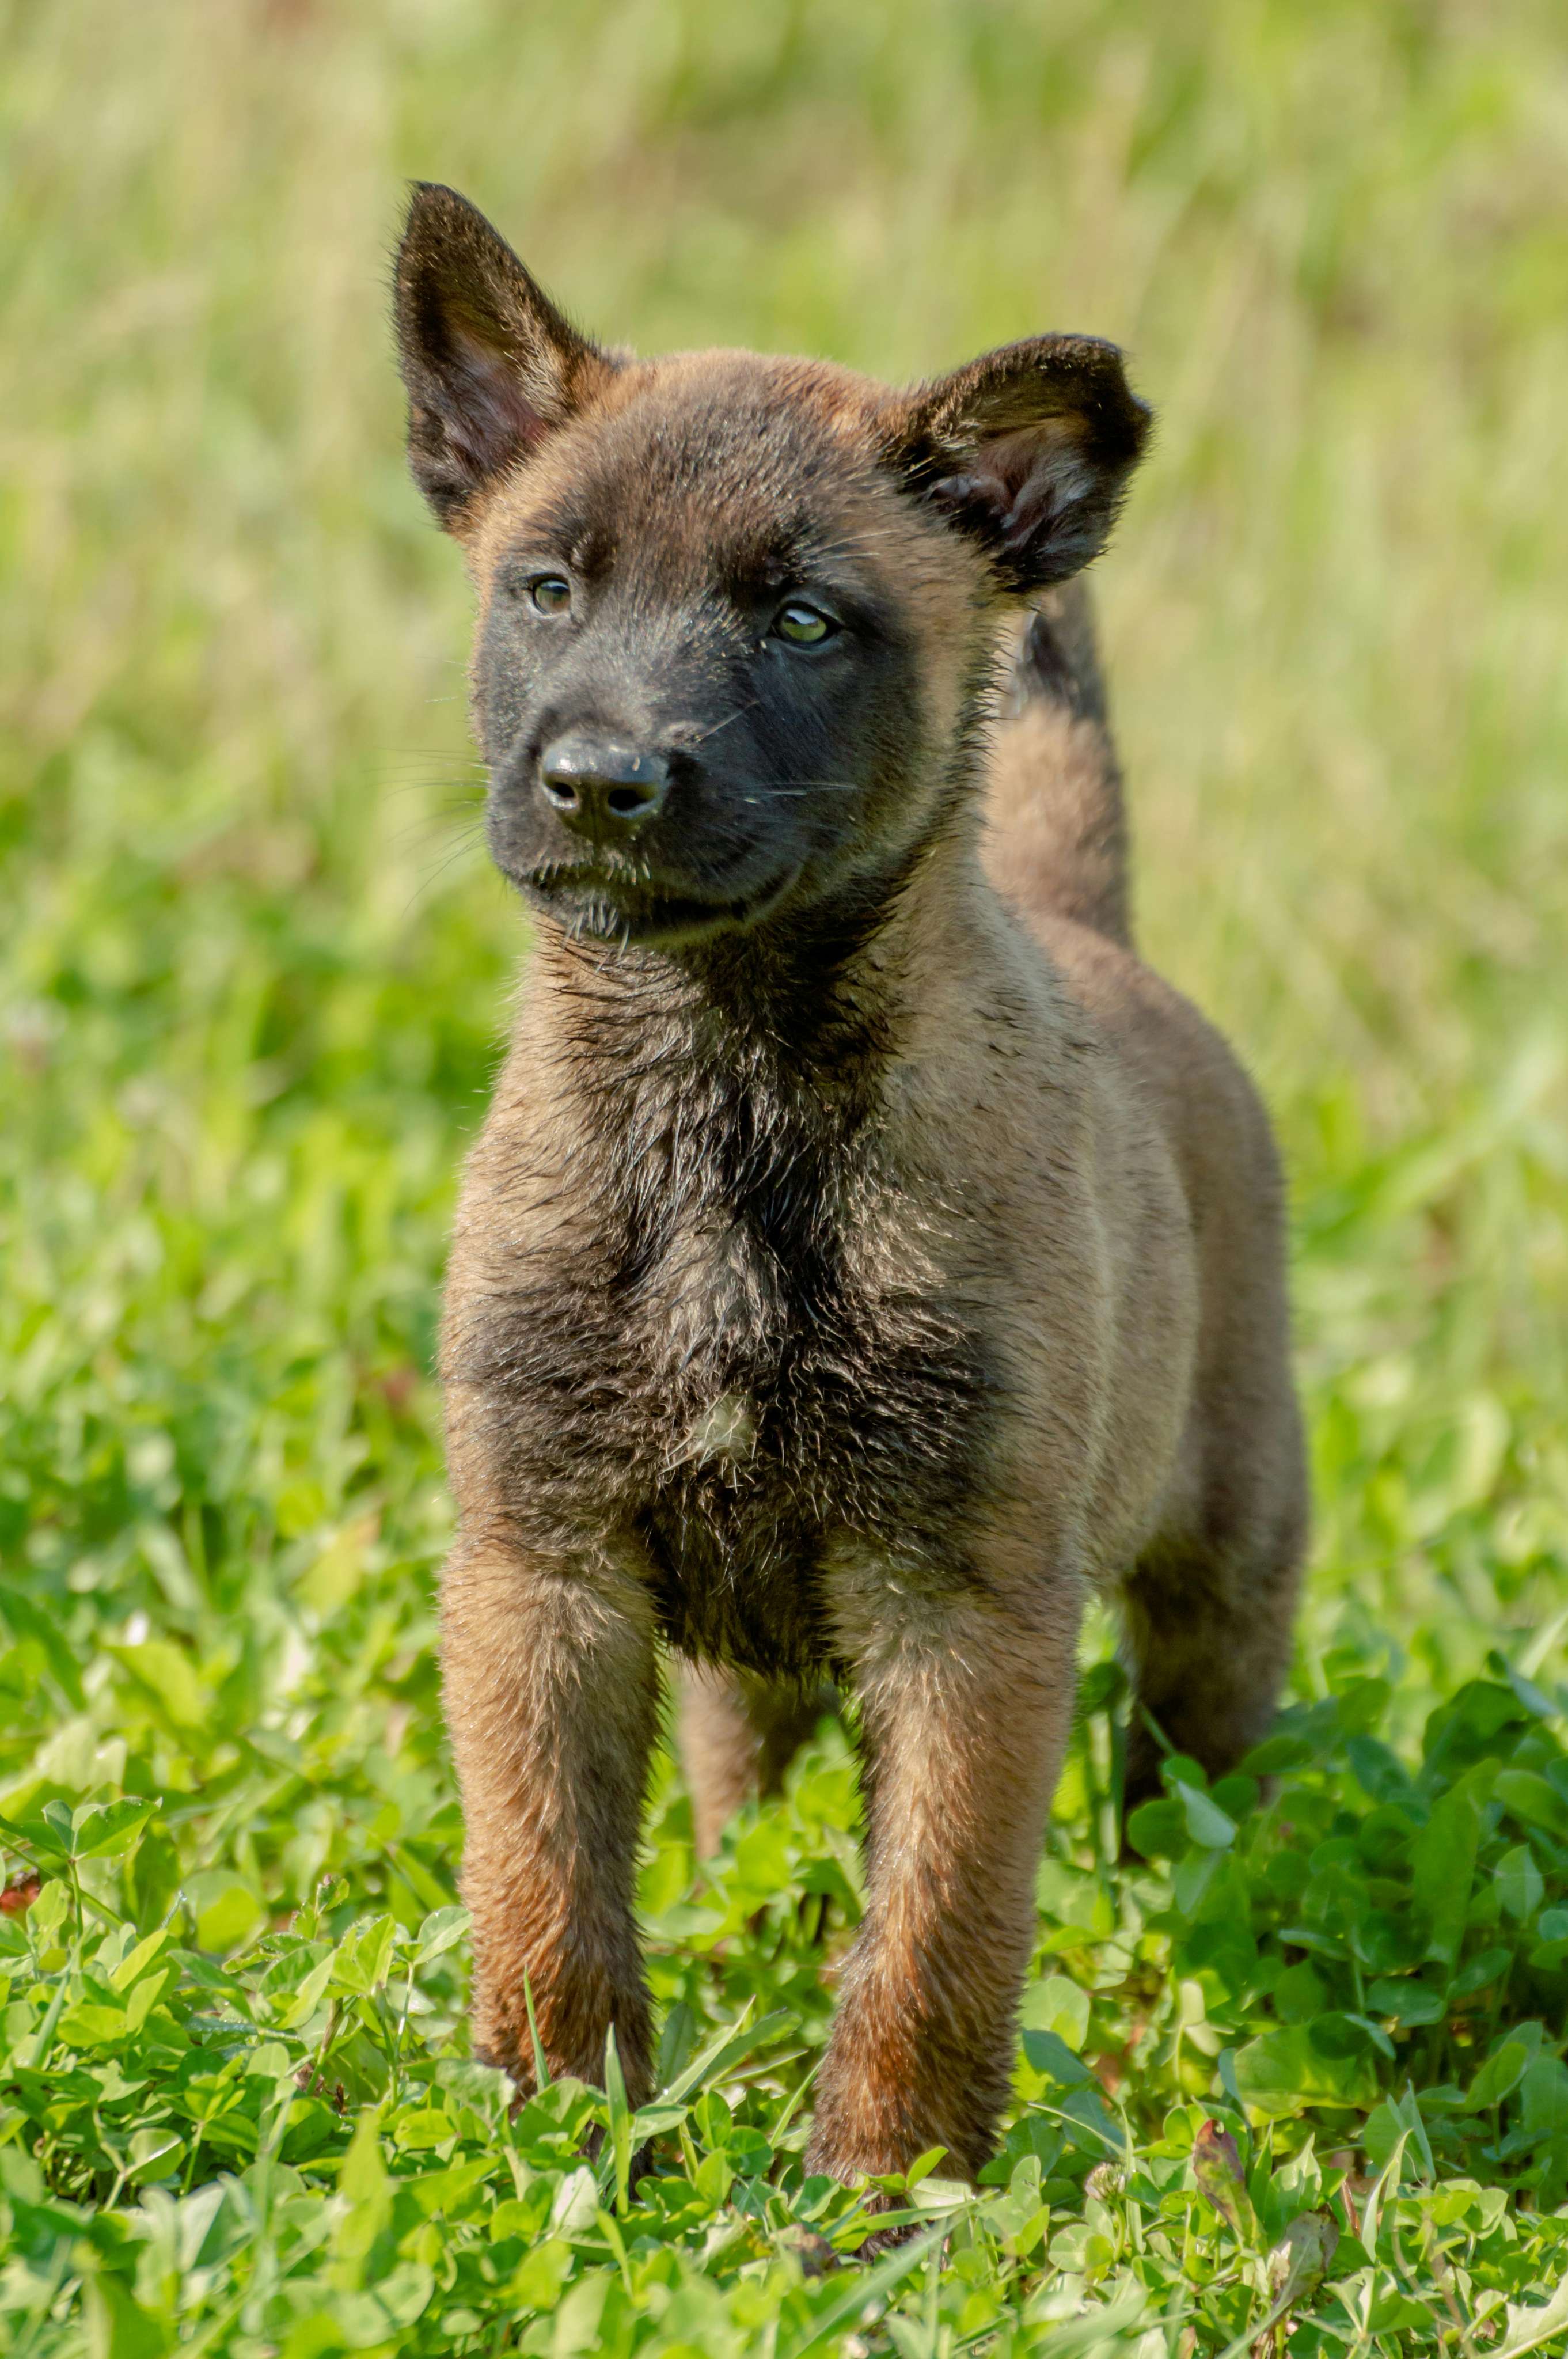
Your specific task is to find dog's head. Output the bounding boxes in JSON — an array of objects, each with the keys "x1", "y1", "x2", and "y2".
[{"x1": 395, "y1": 184, "x2": 1149, "y2": 950}]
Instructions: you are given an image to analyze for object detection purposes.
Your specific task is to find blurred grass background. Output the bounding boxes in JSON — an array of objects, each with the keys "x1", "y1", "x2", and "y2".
[{"x1": 3, "y1": 0, "x2": 1567, "y2": 1795}]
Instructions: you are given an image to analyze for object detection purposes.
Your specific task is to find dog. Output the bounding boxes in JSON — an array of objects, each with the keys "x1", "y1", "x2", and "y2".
[{"x1": 392, "y1": 182, "x2": 1307, "y2": 2189}]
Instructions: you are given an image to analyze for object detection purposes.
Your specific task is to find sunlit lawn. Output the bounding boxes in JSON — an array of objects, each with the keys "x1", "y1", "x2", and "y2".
[{"x1": 2, "y1": 2, "x2": 1567, "y2": 2350}]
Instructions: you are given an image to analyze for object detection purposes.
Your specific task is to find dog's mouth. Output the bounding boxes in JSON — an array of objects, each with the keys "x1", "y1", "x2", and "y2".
[{"x1": 519, "y1": 859, "x2": 801, "y2": 946}]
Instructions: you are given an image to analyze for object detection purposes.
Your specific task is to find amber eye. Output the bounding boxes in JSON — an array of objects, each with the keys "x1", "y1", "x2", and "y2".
[
  {"x1": 771, "y1": 601, "x2": 837, "y2": 647},
  {"x1": 527, "y1": 575, "x2": 572, "y2": 616}
]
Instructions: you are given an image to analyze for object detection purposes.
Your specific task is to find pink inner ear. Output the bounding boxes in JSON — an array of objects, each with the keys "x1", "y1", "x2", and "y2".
[
  {"x1": 444, "y1": 317, "x2": 552, "y2": 479},
  {"x1": 971, "y1": 420, "x2": 1097, "y2": 557}
]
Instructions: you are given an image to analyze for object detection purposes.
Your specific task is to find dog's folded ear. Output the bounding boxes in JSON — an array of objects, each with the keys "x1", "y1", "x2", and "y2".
[
  {"x1": 394, "y1": 183, "x2": 617, "y2": 531},
  {"x1": 886, "y1": 337, "x2": 1152, "y2": 592}
]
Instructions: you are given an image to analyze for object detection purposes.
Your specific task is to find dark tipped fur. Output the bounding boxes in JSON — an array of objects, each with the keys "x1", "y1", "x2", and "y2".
[
  {"x1": 989, "y1": 582, "x2": 1134, "y2": 947},
  {"x1": 393, "y1": 185, "x2": 1306, "y2": 2192}
]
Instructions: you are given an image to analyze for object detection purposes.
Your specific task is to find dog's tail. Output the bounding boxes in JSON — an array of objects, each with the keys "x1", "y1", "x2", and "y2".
[{"x1": 982, "y1": 578, "x2": 1133, "y2": 950}]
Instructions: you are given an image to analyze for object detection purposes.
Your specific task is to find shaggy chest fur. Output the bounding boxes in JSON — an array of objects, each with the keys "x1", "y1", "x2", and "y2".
[{"x1": 454, "y1": 1050, "x2": 995, "y2": 1677}]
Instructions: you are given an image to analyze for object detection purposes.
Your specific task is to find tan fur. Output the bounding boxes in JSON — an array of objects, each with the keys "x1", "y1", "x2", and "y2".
[
  {"x1": 676, "y1": 1665, "x2": 833, "y2": 1860},
  {"x1": 441, "y1": 1530, "x2": 661, "y2": 2096},
  {"x1": 808, "y1": 1544, "x2": 1081, "y2": 2179},
  {"x1": 393, "y1": 185, "x2": 1306, "y2": 2191}
]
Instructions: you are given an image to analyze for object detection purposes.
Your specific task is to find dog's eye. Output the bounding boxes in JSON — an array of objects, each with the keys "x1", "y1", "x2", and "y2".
[
  {"x1": 527, "y1": 575, "x2": 572, "y2": 616},
  {"x1": 771, "y1": 601, "x2": 837, "y2": 647}
]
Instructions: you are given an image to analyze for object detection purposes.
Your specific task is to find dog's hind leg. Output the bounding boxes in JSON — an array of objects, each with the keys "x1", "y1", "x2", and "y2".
[
  {"x1": 675, "y1": 1664, "x2": 834, "y2": 1858},
  {"x1": 1117, "y1": 1078, "x2": 1310, "y2": 1815},
  {"x1": 1120, "y1": 1486, "x2": 1307, "y2": 1813}
]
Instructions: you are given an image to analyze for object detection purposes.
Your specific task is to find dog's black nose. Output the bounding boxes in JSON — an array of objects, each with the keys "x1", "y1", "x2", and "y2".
[{"x1": 537, "y1": 734, "x2": 670, "y2": 836}]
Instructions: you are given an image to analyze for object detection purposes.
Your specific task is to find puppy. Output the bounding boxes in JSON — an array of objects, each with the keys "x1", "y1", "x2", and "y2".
[{"x1": 393, "y1": 183, "x2": 1307, "y2": 2186}]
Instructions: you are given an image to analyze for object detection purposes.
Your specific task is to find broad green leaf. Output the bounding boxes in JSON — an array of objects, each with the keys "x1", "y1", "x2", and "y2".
[
  {"x1": 125, "y1": 1969, "x2": 169, "y2": 2032},
  {"x1": 1172, "y1": 1845, "x2": 1224, "y2": 1917},
  {"x1": 1495, "y1": 2274, "x2": 1568, "y2": 2359},
  {"x1": 1175, "y1": 1780, "x2": 1237, "y2": 1849},
  {"x1": 73, "y1": 1797, "x2": 158, "y2": 1859},
  {"x1": 29, "y1": 1876, "x2": 71, "y2": 1938},
  {"x1": 186, "y1": 1869, "x2": 265, "y2": 1955},
  {"x1": 242, "y1": 2040, "x2": 293, "y2": 2084},
  {"x1": 1422, "y1": 2178, "x2": 1482, "y2": 2227},
  {"x1": 331, "y1": 1912, "x2": 397, "y2": 1995},
  {"x1": 1020, "y1": 2027, "x2": 1094, "y2": 2089},
  {"x1": 511, "y1": 2238, "x2": 574, "y2": 2312},
  {"x1": 110, "y1": 1927, "x2": 172, "y2": 1993},
  {"x1": 1123, "y1": 1797, "x2": 1185, "y2": 1859},
  {"x1": 1233, "y1": 2026, "x2": 1379, "y2": 2118},
  {"x1": 1365, "y1": 1978, "x2": 1446, "y2": 2027},
  {"x1": 909, "y1": 2174, "x2": 973, "y2": 2212},
  {"x1": 1019, "y1": 1973, "x2": 1090, "y2": 2052},
  {"x1": 1346, "y1": 1734, "x2": 1418, "y2": 1808},
  {"x1": 331, "y1": 2262, "x2": 435, "y2": 2340},
  {"x1": 59, "y1": 2001, "x2": 127, "y2": 2047},
  {"x1": 627, "y1": 2099, "x2": 689, "y2": 2142},
  {"x1": 411, "y1": 1903, "x2": 470, "y2": 1965},
  {"x1": 0, "y1": 1809, "x2": 70, "y2": 1866},
  {"x1": 1497, "y1": 1842, "x2": 1544, "y2": 1922},
  {"x1": 693, "y1": 2149, "x2": 733, "y2": 2206},
  {"x1": 393, "y1": 2106, "x2": 455, "y2": 2150},
  {"x1": 1494, "y1": 1769, "x2": 1568, "y2": 1839},
  {"x1": 549, "y1": 2166, "x2": 598, "y2": 2235},
  {"x1": 1520, "y1": 2053, "x2": 1568, "y2": 2142},
  {"x1": 1449, "y1": 1945, "x2": 1512, "y2": 1998},
  {"x1": 1377, "y1": 2082, "x2": 1434, "y2": 2178},
  {"x1": 83, "y1": 2274, "x2": 166, "y2": 2359},
  {"x1": 1411, "y1": 1785, "x2": 1480, "y2": 1966},
  {"x1": 333, "y1": 2110, "x2": 392, "y2": 2266},
  {"x1": 1239, "y1": 1732, "x2": 1316, "y2": 1777},
  {"x1": 904, "y1": 2145, "x2": 947, "y2": 2188},
  {"x1": 127, "y1": 2128, "x2": 184, "y2": 2186},
  {"x1": 1007, "y1": 2286, "x2": 1152, "y2": 2358},
  {"x1": 1491, "y1": 1652, "x2": 1556, "y2": 1721},
  {"x1": 274, "y1": 1947, "x2": 335, "y2": 2030},
  {"x1": 655, "y1": 1998, "x2": 696, "y2": 2089},
  {"x1": 1467, "y1": 2041, "x2": 1529, "y2": 2111}
]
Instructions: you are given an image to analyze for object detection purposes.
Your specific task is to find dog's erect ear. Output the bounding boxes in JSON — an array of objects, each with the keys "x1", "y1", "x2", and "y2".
[
  {"x1": 886, "y1": 336, "x2": 1151, "y2": 592},
  {"x1": 394, "y1": 183, "x2": 617, "y2": 530}
]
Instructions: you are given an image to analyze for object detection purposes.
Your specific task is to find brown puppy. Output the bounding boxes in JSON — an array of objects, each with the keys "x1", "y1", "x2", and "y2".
[{"x1": 393, "y1": 184, "x2": 1307, "y2": 2189}]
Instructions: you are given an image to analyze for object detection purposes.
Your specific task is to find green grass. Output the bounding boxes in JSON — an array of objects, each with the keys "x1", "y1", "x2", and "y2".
[{"x1": 3, "y1": 0, "x2": 1568, "y2": 2349}]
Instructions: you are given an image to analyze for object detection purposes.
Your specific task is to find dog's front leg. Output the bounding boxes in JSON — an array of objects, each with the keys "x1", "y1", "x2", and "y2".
[
  {"x1": 807, "y1": 1567, "x2": 1081, "y2": 2186},
  {"x1": 442, "y1": 1534, "x2": 660, "y2": 2104}
]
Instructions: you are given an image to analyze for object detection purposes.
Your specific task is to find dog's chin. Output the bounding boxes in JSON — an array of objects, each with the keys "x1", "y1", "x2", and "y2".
[{"x1": 517, "y1": 862, "x2": 801, "y2": 949}]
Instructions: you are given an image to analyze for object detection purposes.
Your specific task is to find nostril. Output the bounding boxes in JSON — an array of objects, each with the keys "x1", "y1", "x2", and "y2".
[{"x1": 537, "y1": 735, "x2": 670, "y2": 832}]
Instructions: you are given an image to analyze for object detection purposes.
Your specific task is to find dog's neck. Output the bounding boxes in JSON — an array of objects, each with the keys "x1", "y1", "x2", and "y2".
[{"x1": 529, "y1": 810, "x2": 988, "y2": 1131}]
